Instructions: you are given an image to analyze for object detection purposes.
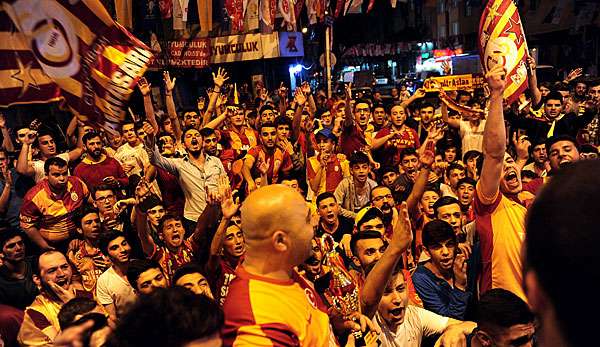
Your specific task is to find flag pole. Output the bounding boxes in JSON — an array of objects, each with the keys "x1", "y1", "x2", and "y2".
[{"x1": 325, "y1": 21, "x2": 332, "y2": 98}]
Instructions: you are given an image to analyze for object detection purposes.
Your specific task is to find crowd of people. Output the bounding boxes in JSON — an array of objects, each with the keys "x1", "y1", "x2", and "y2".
[{"x1": 0, "y1": 55, "x2": 599, "y2": 347}]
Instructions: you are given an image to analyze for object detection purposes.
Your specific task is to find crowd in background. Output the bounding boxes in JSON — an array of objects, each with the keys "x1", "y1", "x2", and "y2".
[{"x1": 0, "y1": 55, "x2": 599, "y2": 347}]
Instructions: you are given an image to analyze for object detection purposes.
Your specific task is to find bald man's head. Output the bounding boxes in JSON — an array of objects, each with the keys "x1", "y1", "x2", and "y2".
[{"x1": 241, "y1": 185, "x2": 314, "y2": 267}]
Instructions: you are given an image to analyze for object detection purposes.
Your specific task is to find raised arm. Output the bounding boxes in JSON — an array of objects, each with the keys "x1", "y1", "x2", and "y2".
[
  {"x1": 163, "y1": 71, "x2": 183, "y2": 140},
  {"x1": 241, "y1": 154, "x2": 257, "y2": 192},
  {"x1": 0, "y1": 114, "x2": 14, "y2": 152},
  {"x1": 142, "y1": 123, "x2": 179, "y2": 175},
  {"x1": 441, "y1": 102, "x2": 460, "y2": 129},
  {"x1": 406, "y1": 135, "x2": 437, "y2": 215},
  {"x1": 361, "y1": 202, "x2": 413, "y2": 319},
  {"x1": 138, "y1": 77, "x2": 160, "y2": 134},
  {"x1": 16, "y1": 130, "x2": 36, "y2": 177},
  {"x1": 292, "y1": 88, "x2": 307, "y2": 141},
  {"x1": 526, "y1": 56, "x2": 542, "y2": 106},
  {"x1": 203, "y1": 68, "x2": 229, "y2": 126},
  {"x1": 479, "y1": 64, "x2": 507, "y2": 201},
  {"x1": 401, "y1": 88, "x2": 426, "y2": 108},
  {"x1": 343, "y1": 83, "x2": 354, "y2": 128}
]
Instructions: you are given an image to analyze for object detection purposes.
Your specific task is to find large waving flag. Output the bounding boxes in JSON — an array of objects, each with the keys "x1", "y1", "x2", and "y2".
[
  {"x1": 478, "y1": 0, "x2": 529, "y2": 105},
  {"x1": 0, "y1": 0, "x2": 153, "y2": 136}
]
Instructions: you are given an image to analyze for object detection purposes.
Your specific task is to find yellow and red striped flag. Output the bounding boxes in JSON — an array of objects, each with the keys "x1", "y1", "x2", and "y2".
[
  {"x1": 0, "y1": 0, "x2": 153, "y2": 136},
  {"x1": 479, "y1": 0, "x2": 529, "y2": 105}
]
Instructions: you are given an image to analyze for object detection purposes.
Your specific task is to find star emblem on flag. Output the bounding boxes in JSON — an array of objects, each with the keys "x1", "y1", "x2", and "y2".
[
  {"x1": 503, "y1": 16, "x2": 524, "y2": 45},
  {"x1": 11, "y1": 54, "x2": 40, "y2": 97}
]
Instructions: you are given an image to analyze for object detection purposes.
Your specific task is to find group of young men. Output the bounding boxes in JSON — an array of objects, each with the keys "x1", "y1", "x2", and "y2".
[{"x1": 0, "y1": 57, "x2": 598, "y2": 347}]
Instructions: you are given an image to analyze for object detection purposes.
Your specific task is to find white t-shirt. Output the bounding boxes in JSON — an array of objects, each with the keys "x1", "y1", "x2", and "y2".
[
  {"x1": 31, "y1": 152, "x2": 70, "y2": 183},
  {"x1": 114, "y1": 142, "x2": 149, "y2": 177},
  {"x1": 373, "y1": 305, "x2": 449, "y2": 347},
  {"x1": 96, "y1": 266, "x2": 136, "y2": 317},
  {"x1": 459, "y1": 119, "x2": 486, "y2": 155}
]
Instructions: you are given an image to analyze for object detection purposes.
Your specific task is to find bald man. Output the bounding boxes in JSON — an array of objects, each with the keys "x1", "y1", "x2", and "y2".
[{"x1": 221, "y1": 185, "x2": 336, "y2": 346}]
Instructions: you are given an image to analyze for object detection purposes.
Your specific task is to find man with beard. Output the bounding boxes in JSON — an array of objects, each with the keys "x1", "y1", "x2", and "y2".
[
  {"x1": 334, "y1": 151, "x2": 378, "y2": 219},
  {"x1": 96, "y1": 231, "x2": 136, "y2": 322},
  {"x1": 20, "y1": 157, "x2": 89, "y2": 252},
  {"x1": 522, "y1": 141, "x2": 549, "y2": 178},
  {"x1": 74, "y1": 132, "x2": 129, "y2": 191},
  {"x1": 474, "y1": 64, "x2": 533, "y2": 302},
  {"x1": 242, "y1": 122, "x2": 293, "y2": 192},
  {"x1": 412, "y1": 220, "x2": 471, "y2": 320},
  {"x1": 0, "y1": 230, "x2": 38, "y2": 310},
  {"x1": 144, "y1": 124, "x2": 226, "y2": 233},
  {"x1": 18, "y1": 250, "x2": 90, "y2": 346},
  {"x1": 373, "y1": 103, "x2": 420, "y2": 169},
  {"x1": 67, "y1": 207, "x2": 112, "y2": 294}
]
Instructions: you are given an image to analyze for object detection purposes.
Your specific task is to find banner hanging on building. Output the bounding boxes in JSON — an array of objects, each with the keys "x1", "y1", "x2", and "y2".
[
  {"x1": 279, "y1": 32, "x2": 304, "y2": 57},
  {"x1": 210, "y1": 33, "x2": 279, "y2": 63},
  {"x1": 153, "y1": 39, "x2": 211, "y2": 68},
  {"x1": 478, "y1": 0, "x2": 529, "y2": 105},
  {"x1": 0, "y1": 0, "x2": 153, "y2": 136}
]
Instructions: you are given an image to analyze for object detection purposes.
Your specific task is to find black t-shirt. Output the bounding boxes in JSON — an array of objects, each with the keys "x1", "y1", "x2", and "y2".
[
  {"x1": 316, "y1": 215, "x2": 355, "y2": 243},
  {"x1": 0, "y1": 257, "x2": 38, "y2": 310}
]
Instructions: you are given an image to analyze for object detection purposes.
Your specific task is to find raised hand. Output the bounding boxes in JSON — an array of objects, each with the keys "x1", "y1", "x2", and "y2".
[
  {"x1": 344, "y1": 82, "x2": 353, "y2": 100},
  {"x1": 512, "y1": 133, "x2": 531, "y2": 160},
  {"x1": 138, "y1": 77, "x2": 151, "y2": 96},
  {"x1": 0, "y1": 113, "x2": 6, "y2": 129},
  {"x1": 453, "y1": 253, "x2": 468, "y2": 290},
  {"x1": 391, "y1": 202, "x2": 413, "y2": 252},
  {"x1": 526, "y1": 55, "x2": 537, "y2": 72},
  {"x1": 441, "y1": 60, "x2": 451, "y2": 75},
  {"x1": 1, "y1": 166, "x2": 12, "y2": 186},
  {"x1": 277, "y1": 82, "x2": 288, "y2": 98},
  {"x1": 485, "y1": 63, "x2": 507, "y2": 94},
  {"x1": 294, "y1": 88, "x2": 307, "y2": 106},
  {"x1": 414, "y1": 87, "x2": 426, "y2": 99},
  {"x1": 218, "y1": 175, "x2": 239, "y2": 219},
  {"x1": 212, "y1": 67, "x2": 229, "y2": 88},
  {"x1": 301, "y1": 81, "x2": 312, "y2": 95},
  {"x1": 142, "y1": 122, "x2": 155, "y2": 148},
  {"x1": 565, "y1": 67, "x2": 583, "y2": 83},
  {"x1": 23, "y1": 129, "x2": 37, "y2": 145},
  {"x1": 163, "y1": 71, "x2": 176, "y2": 92}
]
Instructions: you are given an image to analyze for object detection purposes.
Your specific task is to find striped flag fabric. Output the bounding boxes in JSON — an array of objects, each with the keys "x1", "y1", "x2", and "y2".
[
  {"x1": 478, "y1": 0, "x2": 529, "y2": 105},
  {"x1": 0, "y1": 0, "x2": 153, "y2": 136},
  {"x1": 0, "y1": 9, "x2": 62, "y2": 107}
]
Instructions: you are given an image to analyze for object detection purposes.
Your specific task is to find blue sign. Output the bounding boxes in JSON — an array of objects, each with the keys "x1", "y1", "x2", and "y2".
[{"x1": 279, "y1": 32, "x2": 304, "y2": 58}]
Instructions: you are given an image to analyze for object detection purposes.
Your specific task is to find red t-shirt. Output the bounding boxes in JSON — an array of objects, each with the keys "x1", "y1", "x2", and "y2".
[
  {"x1": 245, "y1": 145, "x2": 293, "y2": 184},
  {"x1": 340, "y1": 124, "x2": 368, "y2": 156},
  {"x1": 374, "y1": 125, "x2": 420, "y2": 168}
]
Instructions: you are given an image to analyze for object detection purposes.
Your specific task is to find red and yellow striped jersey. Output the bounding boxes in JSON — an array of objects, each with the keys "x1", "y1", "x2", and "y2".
[
  {"x1": 474, "y1": 183, "x2": 533, "y2": 302},
  {"x1": 222, "y1": 266, "x2": 338, "y2": 347},
  {"x1": 19, "y1": 177, "x2": 89, "y2": 243}
]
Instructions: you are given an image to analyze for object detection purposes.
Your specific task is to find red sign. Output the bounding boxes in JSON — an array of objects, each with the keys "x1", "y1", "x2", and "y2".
[
  {"x1": 153, "y1": 39, "x2": 211, "y2": 68},
  {"x1": 433, "y1": 48, "x2": 463, "y2": 57}
]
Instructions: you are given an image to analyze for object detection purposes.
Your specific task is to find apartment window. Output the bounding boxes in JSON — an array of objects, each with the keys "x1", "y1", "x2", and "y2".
[
  {"x1": 439, "y1": 25, "x2": 447, "y2": 38},
  {"x1": 465, "y1": 3, "x2": 472, "y2": 16},
  {"x1": 452, "y1": 22, "x2": 459, "y2": 36},
  {"x1": 438, "y1": 0, "x2": 446, "y2": 13},
  {"x1": 451, "y1": 0, "x2": 459, "y2": 8}
]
